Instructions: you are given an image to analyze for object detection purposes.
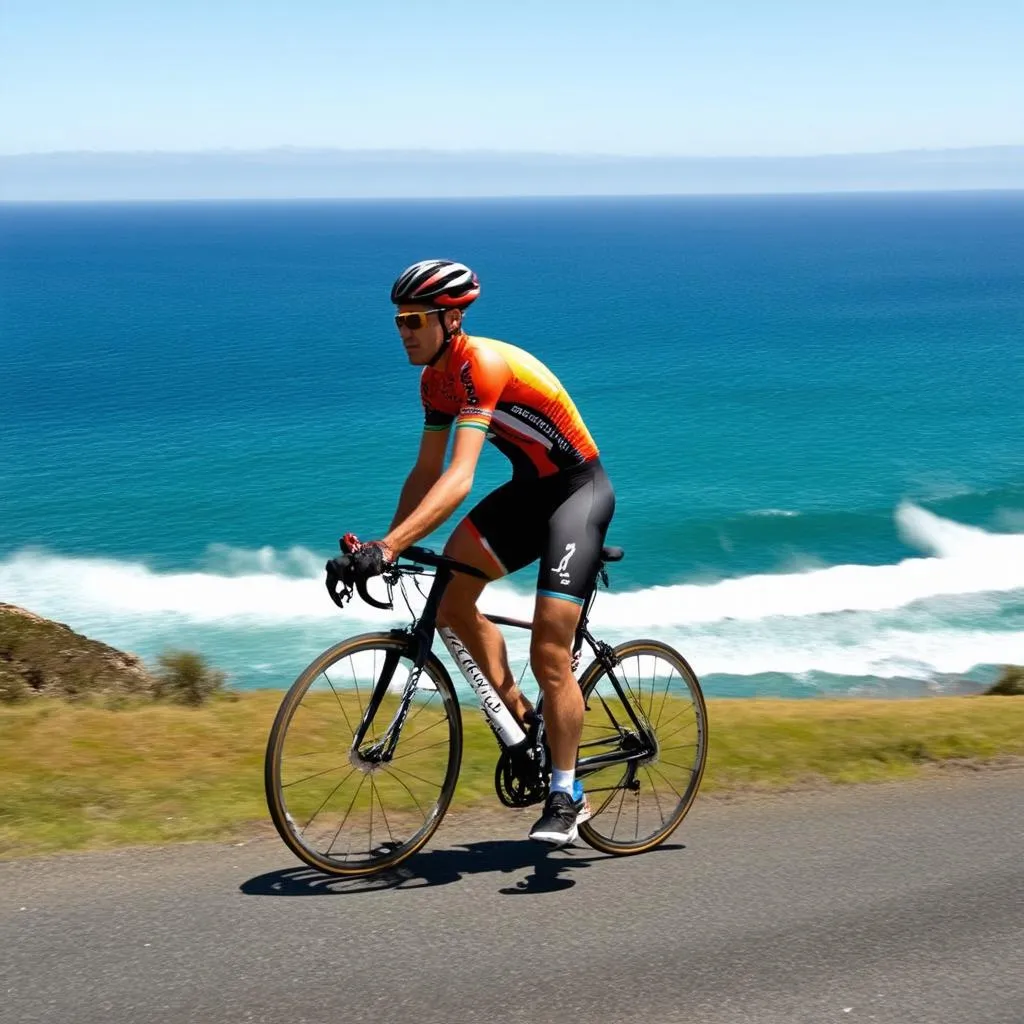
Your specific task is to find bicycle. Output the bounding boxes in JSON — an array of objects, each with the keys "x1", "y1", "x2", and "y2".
[{"x1": 264, "y1": 543, "x2": 708, "y2": 877}]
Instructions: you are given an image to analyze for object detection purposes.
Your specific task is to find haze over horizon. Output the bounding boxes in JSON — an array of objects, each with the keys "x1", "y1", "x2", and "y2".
[
  {"x1": 2, "y1": 2, "x2": 1021, "y2": 198},
  {"x1": 2, "y1": 145, "x2": 1021, "y2": 201}
]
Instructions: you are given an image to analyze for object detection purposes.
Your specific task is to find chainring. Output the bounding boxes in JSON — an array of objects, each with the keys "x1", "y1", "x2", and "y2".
[{"x1": 494, "y1": 741, "x2": 547, "y2": 808}]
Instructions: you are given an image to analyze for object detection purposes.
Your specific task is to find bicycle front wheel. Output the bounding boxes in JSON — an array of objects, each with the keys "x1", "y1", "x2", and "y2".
[
  {"x1": 576, "y1": 639, "x2": 708, "y2": 855},
  {"x1": 265, "y1": 632, "x2": 463, "y2": 876}
]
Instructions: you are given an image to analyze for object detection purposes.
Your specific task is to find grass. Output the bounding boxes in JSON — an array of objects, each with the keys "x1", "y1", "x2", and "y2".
[{"x1": 2, "y1": 693, "x2": 1022, "y2": 859}]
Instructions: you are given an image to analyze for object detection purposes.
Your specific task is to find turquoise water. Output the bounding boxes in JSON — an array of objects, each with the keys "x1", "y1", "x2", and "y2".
[{"x1": 2, "y1": 193, "x2": 1023, "y2": 696}]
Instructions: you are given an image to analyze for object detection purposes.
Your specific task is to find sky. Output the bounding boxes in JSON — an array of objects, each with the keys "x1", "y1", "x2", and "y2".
[{"x1": 1, "y1": 1, "x2": 1022, "y2": 158}]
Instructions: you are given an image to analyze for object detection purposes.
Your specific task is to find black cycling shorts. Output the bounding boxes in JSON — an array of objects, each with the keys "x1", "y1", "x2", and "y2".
[{"x1": 463, "y1": 459, "x2": 615, "y2": 605}]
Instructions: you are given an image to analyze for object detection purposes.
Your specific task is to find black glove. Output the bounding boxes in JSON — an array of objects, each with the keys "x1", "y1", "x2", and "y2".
[{"x1": 351, "y1": 542, "x2": 388, "y2": 579}]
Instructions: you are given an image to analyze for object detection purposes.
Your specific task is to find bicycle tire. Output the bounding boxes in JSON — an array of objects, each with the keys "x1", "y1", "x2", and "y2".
[
  {"x1": 265, "y1": 631, "x2": 463, "y2": 876},
  {"x1": 576, "y1": 639, "x2": 708, "y2": 855}
]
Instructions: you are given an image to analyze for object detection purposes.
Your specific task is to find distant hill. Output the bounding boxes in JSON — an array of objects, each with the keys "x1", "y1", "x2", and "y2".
[{"x1": 1, "y1": 145, "x2": 1022, "y2": 201}]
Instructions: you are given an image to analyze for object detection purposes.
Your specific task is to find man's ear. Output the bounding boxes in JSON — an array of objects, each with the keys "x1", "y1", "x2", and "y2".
[{"x1": 446, "y1": 310, "x2": 463, "y2": 333}]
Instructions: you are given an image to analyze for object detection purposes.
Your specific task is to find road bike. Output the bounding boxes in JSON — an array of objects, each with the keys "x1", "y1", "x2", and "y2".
[{"x1": 264, "y1": 543, "x2": 708, "y2": 877}]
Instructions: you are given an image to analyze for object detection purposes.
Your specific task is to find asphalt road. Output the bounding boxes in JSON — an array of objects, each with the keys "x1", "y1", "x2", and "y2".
[{"x1": 2, "y1": 770, "x2": 1022, "y2": 1024}]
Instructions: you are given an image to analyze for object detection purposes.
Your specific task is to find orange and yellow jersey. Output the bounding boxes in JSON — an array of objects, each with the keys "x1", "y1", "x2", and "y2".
[{"x1": 420, "y1": 332, "x2": 599, "y2": 478}]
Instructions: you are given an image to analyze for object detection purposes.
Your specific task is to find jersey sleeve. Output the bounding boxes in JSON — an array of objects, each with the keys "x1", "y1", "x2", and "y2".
[
  {"x1": 420, "y1": 373, "x2": 454, "y2": 432},
  {"x1": 423, "y1": 405, "x2": 455, "y2": 432},
  {"x1": 453, "y1": 347, "x2": 510, "y2": 432}
]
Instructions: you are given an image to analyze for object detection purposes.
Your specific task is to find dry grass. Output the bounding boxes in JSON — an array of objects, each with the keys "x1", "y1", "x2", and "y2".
[
  {"x1": 2, "y1": 693, "x2": 1022, "y2": 858},
  {"x1": 703, "y1": 697, "x2": 1024, "y2": 790}
]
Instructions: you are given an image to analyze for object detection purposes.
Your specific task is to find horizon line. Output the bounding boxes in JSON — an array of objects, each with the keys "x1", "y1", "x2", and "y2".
[
  {"x1": 4, "y1": 187, "x2": 1024, "y2": 207},
  {"x1": 3, "y1": 142, "x2": 1023, "y2": 161}
]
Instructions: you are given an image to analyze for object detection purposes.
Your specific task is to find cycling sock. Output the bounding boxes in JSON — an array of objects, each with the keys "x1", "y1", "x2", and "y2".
[{"x1": 550, "y1": 768, "x2": 575, "y2": 796}]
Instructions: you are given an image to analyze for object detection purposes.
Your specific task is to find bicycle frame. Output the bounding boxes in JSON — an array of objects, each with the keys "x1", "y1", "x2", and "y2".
[{"x1": 350, "y1": 546, "x2": 656, "y2": 781}]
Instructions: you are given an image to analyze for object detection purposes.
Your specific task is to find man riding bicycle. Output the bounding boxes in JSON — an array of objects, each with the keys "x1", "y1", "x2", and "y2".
[{"x1": 339, "y1": 259, "x2": 615, "y2": 845}]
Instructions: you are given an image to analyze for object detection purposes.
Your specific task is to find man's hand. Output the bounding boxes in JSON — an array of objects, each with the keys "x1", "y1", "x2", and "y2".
[
  {"x1": 351, "y1": 541, "x2": 393, "y2": 578},
  {"x1": 337, "y1": 534, "x2": 394, "y2": 576}
]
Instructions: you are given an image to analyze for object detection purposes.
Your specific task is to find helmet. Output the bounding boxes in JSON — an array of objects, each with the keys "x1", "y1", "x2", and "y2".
[{"x1": 390, "y1": 259, "x2": 480, "y2": 308}]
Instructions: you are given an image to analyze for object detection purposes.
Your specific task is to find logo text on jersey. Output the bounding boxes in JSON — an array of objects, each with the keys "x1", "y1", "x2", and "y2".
[{"x1": 459, "y1": 361, "x2": 479, "y2": 407}]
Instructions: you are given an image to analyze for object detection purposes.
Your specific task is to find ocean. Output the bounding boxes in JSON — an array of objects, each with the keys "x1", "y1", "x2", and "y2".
[{"x1": 2, "y1": 193, "x2": 1022, "y2": 698}]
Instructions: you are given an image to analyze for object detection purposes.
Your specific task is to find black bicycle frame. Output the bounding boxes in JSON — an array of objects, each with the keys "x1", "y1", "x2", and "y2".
[{"x1": 350, "y1": 546, "x2": 657, "y2": 774}]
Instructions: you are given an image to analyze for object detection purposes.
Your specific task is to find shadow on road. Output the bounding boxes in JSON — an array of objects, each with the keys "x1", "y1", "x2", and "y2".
[{"x1": 240, "y1": 839, "x2": 684, "y2": 897}]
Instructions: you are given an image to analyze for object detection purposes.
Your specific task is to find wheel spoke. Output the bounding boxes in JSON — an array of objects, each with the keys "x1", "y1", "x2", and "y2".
[
  {"x1": 656, "y1": 758, "x2": 699, "y2": 774},
  {"x1": 389, "y1": 736, "x2": 454, "y2": 761},
  {"x1": 646, "y1": 761, "x2": 686, "y2": 801},
  {"x1": 300, "y1": 766, "x2": 359, "y2": 834},
  {"x1": 321, "y1": 670, "x2": 355, "y2": 738},
  {"x1": 283, "y1": 763, "x2": 347, "y2": 789},
  {"x1": 381, "y1": 767, "x2": 430, "y2": 819},
  {"x1": 652, "y1": 667, "x2": 675, "y2": 729},
  {"x1": 386, "y1": 763, "x2": 447, "y2": 791},
  {"x1": 653, "y1": 707, "x2": 698, "y2": 735},
  {"x1": 371, "y1": 778, "x2": 397, "y2": 849},
  {"x1": 642, "y1": 765, "x2": 668, "y2": 826},
  {"x1": 325, "y1": 773, "x2": 367, "y2": 855}
]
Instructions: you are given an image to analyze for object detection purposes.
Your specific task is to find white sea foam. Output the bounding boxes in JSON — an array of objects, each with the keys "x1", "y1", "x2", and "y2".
[
  {"x1": 587, "y1": 503, "x2": 1024, "y2": 627},
  {"x1": 2, "y1": 504, "x2": 1021, "y2": 681}
]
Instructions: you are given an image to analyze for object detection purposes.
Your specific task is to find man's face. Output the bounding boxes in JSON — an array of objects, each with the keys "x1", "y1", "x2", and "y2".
[{"x1": 395, "y1": 303, "x2": 455, "y2": 365}]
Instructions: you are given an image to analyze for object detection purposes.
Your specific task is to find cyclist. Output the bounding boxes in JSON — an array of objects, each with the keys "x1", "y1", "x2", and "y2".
[{"x1": 340, "y1": 259, "x2": 615, "y2": 845}]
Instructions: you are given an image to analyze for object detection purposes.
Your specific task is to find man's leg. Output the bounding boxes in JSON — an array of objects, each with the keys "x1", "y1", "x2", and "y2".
[
  {"x1": 437, "y1": 520, "x2": 534, "y2": 724},
  {"x1": 529, "y1": 594, "x2": 584, "y2": 773},
  {"x1": 526, "y1": 594, "x2": 587, "y2": 844},
  {"x1": 528, "y1": 461, "x2": 614, "y2": 844}
]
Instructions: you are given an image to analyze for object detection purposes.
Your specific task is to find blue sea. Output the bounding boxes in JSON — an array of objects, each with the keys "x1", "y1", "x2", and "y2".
[{"x1": 2, "y1": 193, "x2": 1023, "y2": 698}]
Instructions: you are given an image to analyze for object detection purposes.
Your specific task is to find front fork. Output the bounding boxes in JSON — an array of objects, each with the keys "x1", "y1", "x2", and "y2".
[{"x1": 350, "y1": 642, "x2": 424, "y2": 765}]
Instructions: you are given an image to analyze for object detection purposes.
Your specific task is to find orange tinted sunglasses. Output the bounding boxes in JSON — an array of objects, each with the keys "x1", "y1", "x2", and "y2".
[{"x1": 394, "y1": 309, "x2": 446, "y2": 330}]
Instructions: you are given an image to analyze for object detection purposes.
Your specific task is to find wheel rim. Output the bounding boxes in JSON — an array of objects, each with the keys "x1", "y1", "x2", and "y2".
[
  {"x1": 270, "y1": 639, "x2": 460, "y2": 872},
  {"x1": 578, "y1": 643, "x2": 707, "y2": 852}
]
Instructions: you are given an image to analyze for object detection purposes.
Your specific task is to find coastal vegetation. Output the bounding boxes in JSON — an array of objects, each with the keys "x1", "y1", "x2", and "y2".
[
  {"x1": 1, "y1": 602, "x2": 1021, "y2": 858},
  {"x1": 1, "y1": 690, "x2": 1021, "y2": 859},
  {"x1": 985, "y1": 665, "x2": 1024, "y2": 695},
  {"x1": 0, "y1": 603, "x2": 229, "y2": 706}
]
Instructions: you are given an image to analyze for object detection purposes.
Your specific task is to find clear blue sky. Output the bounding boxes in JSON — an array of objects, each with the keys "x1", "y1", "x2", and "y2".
[{"x1": 2, "y1": 0, "x2": 1021, "y2": 156}]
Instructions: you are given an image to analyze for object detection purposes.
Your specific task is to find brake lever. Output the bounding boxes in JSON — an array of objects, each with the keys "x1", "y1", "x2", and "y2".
[{"x1": 325, "y1": 555, "x2": 355, "y2": 608}]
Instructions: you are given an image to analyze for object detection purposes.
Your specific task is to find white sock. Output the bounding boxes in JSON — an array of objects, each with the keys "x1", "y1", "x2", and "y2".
[{"x1": 550, "y1": 768, "x2": 575, "y2": 796}]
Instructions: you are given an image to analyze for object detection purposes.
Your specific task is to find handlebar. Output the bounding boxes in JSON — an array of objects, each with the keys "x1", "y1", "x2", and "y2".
[
  {"x1": 355, "y1": 573, "x2": 392, "y2": 610},
  {"x1": 325, "y1": 544, "x2": 489, "y2": 611}
]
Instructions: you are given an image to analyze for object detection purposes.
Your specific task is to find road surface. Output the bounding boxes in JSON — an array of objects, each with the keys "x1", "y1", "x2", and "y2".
[{"x1": 2, "y1": 769, "x2": 1021, "y2": 1024}]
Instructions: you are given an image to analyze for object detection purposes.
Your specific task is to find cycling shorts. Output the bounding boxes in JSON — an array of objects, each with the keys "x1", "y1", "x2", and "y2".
[{"x1": 463, "y1": 459, "x2": 615, "y2": 605}]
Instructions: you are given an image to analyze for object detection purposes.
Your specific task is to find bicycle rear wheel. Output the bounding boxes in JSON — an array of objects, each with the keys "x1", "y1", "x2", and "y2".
[
  {"x1": 265, "y1": 632, "x2": 462, "y2": 876},
  {"x1": 576, "y1": 639, "x2": 707, "y2": 855}
]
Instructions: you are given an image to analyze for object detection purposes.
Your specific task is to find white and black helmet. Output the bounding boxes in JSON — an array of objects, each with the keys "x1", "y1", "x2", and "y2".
[{"x1": 390, "y1": 259, "x2": 480, "y2": 308}]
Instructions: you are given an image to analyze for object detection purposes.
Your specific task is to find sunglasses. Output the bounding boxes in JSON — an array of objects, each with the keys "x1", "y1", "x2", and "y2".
[{"x1": 394, "y1": 309, "x2": 446, "y2": 330}]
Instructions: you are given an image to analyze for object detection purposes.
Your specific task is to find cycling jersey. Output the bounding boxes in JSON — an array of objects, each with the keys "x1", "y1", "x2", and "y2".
[{"x1": 420, "y1": 333, "x2": 599, "y2": 478}]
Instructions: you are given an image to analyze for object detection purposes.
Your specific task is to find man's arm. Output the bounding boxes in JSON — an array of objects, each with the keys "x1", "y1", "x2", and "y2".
[
  {"x1": 383, "y1": 426, "x2": 488, "y2": 556},
  {"x1": 389, "y1": 429, "x2": 450, "y2": 531}
]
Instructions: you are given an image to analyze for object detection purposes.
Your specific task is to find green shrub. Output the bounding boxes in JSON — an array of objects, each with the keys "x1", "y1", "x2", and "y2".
[
  {"x1": 985, "y1": 665, "x2": 1024, "y2": 696},
  {"x1": 153, "y1": 651, "x2": 228, "y2": 706}
]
